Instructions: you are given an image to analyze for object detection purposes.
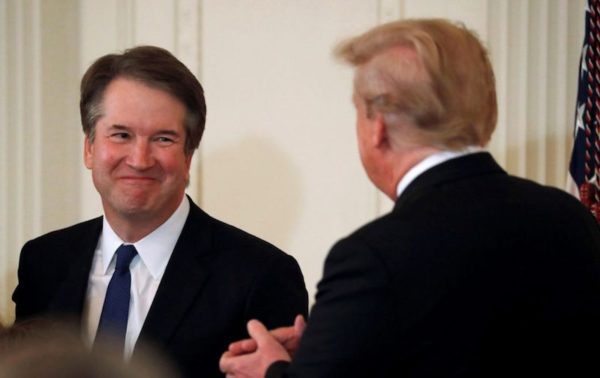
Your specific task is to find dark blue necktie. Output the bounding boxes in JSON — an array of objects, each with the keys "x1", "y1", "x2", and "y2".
[{"x1": 96, "y1": 244, "x2": 137, "y2": 350}]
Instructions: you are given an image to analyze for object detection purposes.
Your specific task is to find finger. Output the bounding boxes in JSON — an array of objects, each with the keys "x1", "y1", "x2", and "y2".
[
  {"x1": 240, "y1": 338, "x2": 258, "y2": 352},
  {"x1": 294, "y1": 314, "x2": 306, "y2": 335},
  {"x1": 270, "y1": 326, "x2": 295, "y2": 343},
  {"x1": 220, "y1": 351, "x2": 250, "y2": 374},
  {"x1": 228, "y1": 340, "x2": 243, "y2": 353},
  {"x1": 228, "y1": 338, "x2": 247, "y2": 351},
  {"x1": 228, "y1": 338, "x2": 258, "y2": 355},
  {"x1": 246, "y1": 319, "x2": 272, "y2": 346},
  {"x1": 219, "y1": 351, "x2": 233, "y2": 373}
]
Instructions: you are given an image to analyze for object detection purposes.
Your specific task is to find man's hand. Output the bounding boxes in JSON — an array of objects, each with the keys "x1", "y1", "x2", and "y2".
[
  {"x1": 220, "y1": 319, "x2": 292, "y2": 378},
  {"x1": 227, "y1": 315, "x2": 306, "y2": 357}
]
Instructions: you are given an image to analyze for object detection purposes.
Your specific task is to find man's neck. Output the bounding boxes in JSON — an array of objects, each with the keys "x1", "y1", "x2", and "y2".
[
  {"x1": 103, "y1": 197, "x2": 186, "y2": 243},
  {"x1": 393, "y1": 146, "x2": 485, "y2": 199},
  {"x1": 385, "y1": 146, "x2": 441, "y2": 199}
]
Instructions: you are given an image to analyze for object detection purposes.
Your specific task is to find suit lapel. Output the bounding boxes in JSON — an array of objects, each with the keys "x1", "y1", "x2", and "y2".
[
  {"x1": 137, "y1": 198, "x2": 213, "y2": 349},
  {"x1": 49, "y1": 217, "x2": 102, "y2": 320},
  {"x1": 394, "y1": 152, "x2": 506, "y2": 211}
]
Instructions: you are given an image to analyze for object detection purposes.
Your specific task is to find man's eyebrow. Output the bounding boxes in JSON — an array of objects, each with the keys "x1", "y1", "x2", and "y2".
[
  {"x1": 156, "y1": 129, "x2": 181, "y2": 136},
  {"x1": 107, "y1": 125, "x2": 182, "y2": 136},
  {"x1": 108, "y1": 124, "x2": 129, "y2": 130}
]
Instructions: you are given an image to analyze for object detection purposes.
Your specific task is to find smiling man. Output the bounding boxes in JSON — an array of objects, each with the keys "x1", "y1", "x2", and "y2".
[
  {"x1": 12, "y1": 46, "x2": 307, "y2": 378},
  {"x1": 84, "y1": 77, "x2": 191, "y2": 241}
]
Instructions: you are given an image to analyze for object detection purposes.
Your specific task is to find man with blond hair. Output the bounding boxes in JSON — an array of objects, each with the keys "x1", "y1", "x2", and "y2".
[{"x1": 220, "y1": 19, "x2": 600, "y2": 377}]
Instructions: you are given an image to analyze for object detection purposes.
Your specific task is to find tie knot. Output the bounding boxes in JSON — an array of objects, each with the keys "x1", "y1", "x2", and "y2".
[{"x1": 114, "y1": 244, "x2": 137, "y2": 272}]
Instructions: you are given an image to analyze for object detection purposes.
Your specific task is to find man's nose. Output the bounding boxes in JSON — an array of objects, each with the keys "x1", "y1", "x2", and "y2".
[{"x1": 127, "y1": 139, "x2": 155, "y2": 170}]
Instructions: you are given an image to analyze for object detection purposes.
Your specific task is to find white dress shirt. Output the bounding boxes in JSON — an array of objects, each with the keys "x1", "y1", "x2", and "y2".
[
  {"x1": 83, "y1": 196, "x2": 190, "y2": 358},
  {"x1": 396, "y1": 147, "x2": 484, "y2": 199}
]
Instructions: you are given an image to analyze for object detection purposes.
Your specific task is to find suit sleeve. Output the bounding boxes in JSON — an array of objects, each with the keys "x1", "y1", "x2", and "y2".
[
  {"x1": 269, "y1": 237, "x2": 393, "y2": 377},
  {"x1": 244, "y1": 252, "x2": 308, "y2": 328},
  {"x1": 13, "y1": 240, "x2": 40, "y2": 321}
]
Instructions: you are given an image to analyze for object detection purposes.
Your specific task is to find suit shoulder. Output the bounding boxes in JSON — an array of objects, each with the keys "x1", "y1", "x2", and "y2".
[
  {"x1": 211, "y1": 217, "x2": 277, "y2": 248},
  {"x1": 198, "y1": 211, "x2": 293, "y2": 262},
  {"x1": 500, "y1": 175, "x2": 597, "y2": 220},
  {"x1": 22, "y1": 217, "x2": 102, "y2": 253},
  {"x1": 338, "y1": 211, "x2": 401, "y2": 244},
  {"x1": 326, "y1": 214, "x2": 402, "y2": 264}
]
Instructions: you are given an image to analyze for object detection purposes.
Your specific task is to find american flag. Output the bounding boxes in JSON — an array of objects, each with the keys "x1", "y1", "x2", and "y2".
[{"x1": 569, "y1": 0, "x2": 600, "y2": 222}]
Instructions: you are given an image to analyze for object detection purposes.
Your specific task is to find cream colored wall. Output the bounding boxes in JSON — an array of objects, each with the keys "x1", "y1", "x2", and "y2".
[
  {"x1": 200, "y1": 0, "x2": 381, "y2": 313},
  {"x1": 0, "y1": 0, "x2": 586, "y2": 322}
]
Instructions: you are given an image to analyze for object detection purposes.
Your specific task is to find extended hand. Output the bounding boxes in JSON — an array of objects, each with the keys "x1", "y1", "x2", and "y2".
[
  {"x1": 220, "y1": 319, "x2": 292, "y2": 378},
  {"x1": 227, "y1": 314, "x2": 306, "y2": 357}
]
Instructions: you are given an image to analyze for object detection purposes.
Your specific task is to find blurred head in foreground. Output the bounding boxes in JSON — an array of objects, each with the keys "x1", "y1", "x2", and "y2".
[{"x1": 0, "y1": 318, "x2": 180, "y2": 378}]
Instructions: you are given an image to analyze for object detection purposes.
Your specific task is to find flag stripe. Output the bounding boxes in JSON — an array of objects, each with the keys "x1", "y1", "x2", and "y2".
[{"x1": 569, "y1": 0, "x2": 600, "y2": 221}]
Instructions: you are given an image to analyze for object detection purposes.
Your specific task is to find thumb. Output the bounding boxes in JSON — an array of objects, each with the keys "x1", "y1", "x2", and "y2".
[
  {"x1": 294, "y1": 315, "x2": 306, "y2": 336},
  {"x1": 294, "y1": 315, "x2": 306, "y2": 334},
  {"x1": 246, "y1": 319, "x2": 271, "y2": 346}
]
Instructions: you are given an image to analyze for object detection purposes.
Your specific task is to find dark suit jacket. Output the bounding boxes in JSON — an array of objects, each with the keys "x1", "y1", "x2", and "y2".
[
  {"x1": 13, "y1": 197, "x2": 308, "y2": 378},
  {"x1": 267, "y1": 152, "x2": 600, "y2": 378}
]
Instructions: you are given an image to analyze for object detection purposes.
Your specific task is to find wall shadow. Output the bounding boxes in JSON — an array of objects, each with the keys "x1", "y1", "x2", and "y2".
[{"x1": 200, "y1": 136, "x2": 304, "y2": 250}]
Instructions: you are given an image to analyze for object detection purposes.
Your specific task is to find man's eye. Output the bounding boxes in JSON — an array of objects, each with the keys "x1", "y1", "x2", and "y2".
[
  {"x1": 155, "y1": 136, "x2": 175, "y2": 144},
  {"x1": 110, "y1": 132, "x2": 130, "y2": 140}
]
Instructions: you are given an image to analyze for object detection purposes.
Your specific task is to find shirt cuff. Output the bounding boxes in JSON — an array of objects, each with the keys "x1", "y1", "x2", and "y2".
[{"x1": 265, "y1": 360, "x2": 291, "y2": 378}]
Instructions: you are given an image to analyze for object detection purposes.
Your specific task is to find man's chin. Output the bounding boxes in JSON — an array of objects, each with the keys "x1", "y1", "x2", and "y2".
[{"x1": 109, "y1": 197, "x2": 154, "y2": 218}]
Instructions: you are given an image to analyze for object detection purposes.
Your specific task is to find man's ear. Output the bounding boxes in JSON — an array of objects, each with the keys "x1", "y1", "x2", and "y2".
[
  {"x1": 184, "y1": 152, "x2": 194, "y2": 182},
  {"x1": 372, "y1": 113, "x2": 390, "y2": 150},
  {"x1": 83, "y1": 135, "x2": 93, "y2": 169}
]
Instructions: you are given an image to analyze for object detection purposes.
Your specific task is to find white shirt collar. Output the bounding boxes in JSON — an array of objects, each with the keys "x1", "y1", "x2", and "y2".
[
  {"x1": 98, "y1": 196, "x2": 190, "y2": 279},
  {"x1": 396, "y1": 146, "x2": 484, "y2": 199}
]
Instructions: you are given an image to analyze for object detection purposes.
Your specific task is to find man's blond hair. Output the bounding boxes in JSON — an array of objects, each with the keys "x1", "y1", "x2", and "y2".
[{"x1": 335, "y1": 18, "x2": 497, "y2": 150}]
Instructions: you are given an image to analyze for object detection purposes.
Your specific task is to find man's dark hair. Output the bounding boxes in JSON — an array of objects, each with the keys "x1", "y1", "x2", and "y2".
[{"x1": 80, "y1": 45, "x2": 206, "y2": 155}]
